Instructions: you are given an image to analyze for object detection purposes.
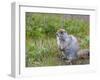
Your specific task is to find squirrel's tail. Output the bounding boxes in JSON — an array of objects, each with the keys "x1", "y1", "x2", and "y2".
[{"x1": 77, "y1": 49, "x2": 89, "y2": 59}]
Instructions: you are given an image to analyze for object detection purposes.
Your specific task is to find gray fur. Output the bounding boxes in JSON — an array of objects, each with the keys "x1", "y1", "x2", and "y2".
[{"x1": 56, "y1": 30, "x2": 79, "y2": 63}]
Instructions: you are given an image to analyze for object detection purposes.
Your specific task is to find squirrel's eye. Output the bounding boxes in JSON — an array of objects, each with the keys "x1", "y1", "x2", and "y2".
[{"x1": 60, "y1": 31, "x2": 63, "y2": 34}]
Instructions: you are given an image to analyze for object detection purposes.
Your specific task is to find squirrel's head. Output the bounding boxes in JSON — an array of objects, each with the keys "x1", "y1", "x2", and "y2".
[
  {"x1": 56, "y1": 29, "x2": 65, "y2": 36},
  {"x1": 56, "y1": 29, "x2": 68, "y2": 40}
]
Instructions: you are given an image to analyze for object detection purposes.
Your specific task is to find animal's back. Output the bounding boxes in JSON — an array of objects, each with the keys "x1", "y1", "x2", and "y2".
[
  {"x1": 69, "y1": 35, "x2": 79, "y2": 51},
  {"x1": 64, "y1": 35, "x2": 79, "y2": 60}
]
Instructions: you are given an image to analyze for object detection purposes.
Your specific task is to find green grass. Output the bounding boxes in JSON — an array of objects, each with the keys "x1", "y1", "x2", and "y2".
[
  {"x1": 25, "y1": 13, "x2": 89, "y2": 67},
  {"x1": 26, "y1": 38, "x2": 63, "y2": 67},
  {"x1": 26, "y1": 37, "x2": 89, "y2": 67}
]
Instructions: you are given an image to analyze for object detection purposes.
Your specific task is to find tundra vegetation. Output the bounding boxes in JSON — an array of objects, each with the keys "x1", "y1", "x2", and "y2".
[{"x1": 26, "y1": 12, "x2": 89, "y2": 67}]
